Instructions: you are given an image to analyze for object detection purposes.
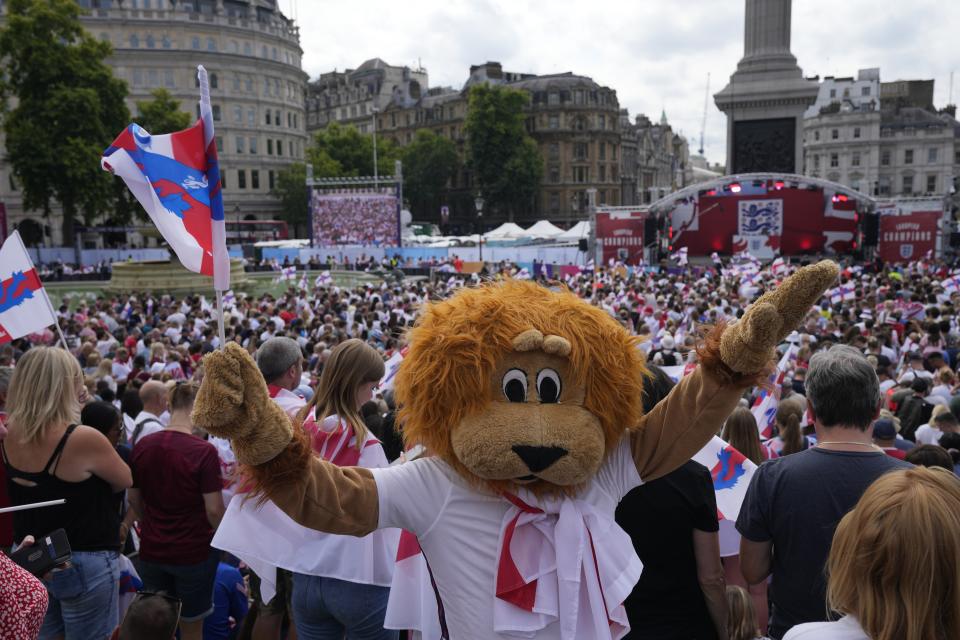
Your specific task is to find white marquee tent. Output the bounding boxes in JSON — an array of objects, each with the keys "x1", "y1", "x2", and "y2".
[
  {"x1": 523, "y1": 220, "x2": 565, "y2": 238},
  {"x1": 554, "y1": 220, "x2": 591, "y2": 243}
]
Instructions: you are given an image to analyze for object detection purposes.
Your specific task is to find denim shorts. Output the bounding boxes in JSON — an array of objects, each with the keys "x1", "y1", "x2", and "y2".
[
  {"x1": 40, "y1": 549, "x2": 120, "y2": 640},
  {"x1": 138, "y1": 548, "x2": 220, "y2": 621}
]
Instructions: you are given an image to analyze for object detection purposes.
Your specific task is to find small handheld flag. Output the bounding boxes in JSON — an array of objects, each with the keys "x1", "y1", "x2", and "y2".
[{"x1": 0, "y1": 231, "x2": 63, "y2": 347}]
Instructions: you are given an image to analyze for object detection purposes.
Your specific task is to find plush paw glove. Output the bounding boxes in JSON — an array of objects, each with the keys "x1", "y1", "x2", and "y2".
[
  {"x1": 192, "y1": 342, "x2": 293, "y2": 466},
  {"x1": 719, "y1": 260, "x2": 839, "y2": 374}
]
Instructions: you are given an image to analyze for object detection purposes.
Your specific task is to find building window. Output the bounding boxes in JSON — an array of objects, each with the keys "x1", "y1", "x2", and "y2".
[
  {"x1": 215, "y1": 137, "x2": 223, "y2": 152},
  {"x1": 830, "y1": 153, "x2": 839, "y2": 167},
  {"x1": 574, "y1": 142, "x2": 588, "y2": 160},
  {"x1": 237, "y1": 169, "x2": 246, "y2": 189},
  {"x1": 276, "y1": 140, "x2": 283, "y2": 156},
  {"x1": 147, "y1": 69, "x2": 158, "y2": 87},
  {"x1": 852, "y1": 151, "x2": 861, "y2": 167},
  {"x1": 548, "y1": 115, "x2": 559, "y2": 129},
  {"x1": 233, "y1": 75, "x2": 241, "y2": 91},
  {"x1": 597, "y1": 114, "x2": 605, "y2": 130},
  {"x1": 245, "y1": 77, "x2": 253, "y2": 92},
  {"x1": 274, "y1": 110, "x2": 280, "y2": 126},
  {"x1": 192, "y1": 36, "x2": 200, "y2": 49},
  {"x1": 235, "y1": 136, "x2": 244, "y2": 153},
  {"x1": 262, "y1": 45, "x2": 268, "y2": 58},
  {"x1": 831, "y1": 129, "x2": 839, "y2": 140},
  {"x1": 244, "y1": 42, "x2": 252, "y2": 56},
  {"x1": 271, "y1": 47, "x2": 278, "y2": 60},
  {"x1": 233, "y1": 106, "x2": 242, "y2": 123},
  {"x1": 548, "y1": 92, "x2": 559, "y2": 106},
  {"x1": 904, "y1": 149, "x2": 913, "y2": 164},
  {"x1": 145, "y1": 34, "x2": 155, "y2": 48},
  {"x1": 205, "y1": 37, "x2": 216, "y2": 51},
  {"x1": 599, "y1": 165, "x2": 606, "y2": 181},
  {"x1": 164, "y1": 69, "x2": 174, "y2": 88},
  {"x1": 573, "y1": 117, "x2": 586, "y2": 132},
  {"x1": 221, "y1": 170, "x2": 226, "y2": 189},
  {"x1": 548, "y1": 192, "x2": 560, "y2": 213},
  {"x1": 902, "y1": 174, "x2": 912, "y2": 194},
  {"x1": 851, "y1": 180, "x2": 860, "y2": 192},
  {"x1": 161, "y1": 35, "x2": 171, "y2": 48},
  {"x1": 599, "y1": 143, "x2": 606, "y2": 161},
  {"x1": 247, "y1": 108, "x2": 255, "y2": 125},
  {"x1": 209, "y1": 73, "x2": 218, "y2": 89},
  {"x1": 853, "y1": 127, "x2": 860, "y2": 139},
  {"x1": 267, "y1": 139, "x2": 273, "y2": 154},
  {"x1": 928, "y1": 148, "x2": 938, "y2": 163},
  {"x1": 268, "y1": 170, "x2": 275, "y2": 190},
  {"x1": 813, "y1": 155, "x2": 820, "y2": 169},
  {"x1": 927, "y1": 175, "x2": 937, "y2": 193},
  {"x1": 265, "y1": 111, "x2": 271, "y2": 125},
  {"x1": 249, "y1": 137, "x2": 257, "y2": 154},
  {"x1": 829, "y1": 88, "x2": 836, "y2": 98},
  {"x1": 251, "y1": 170, "x2": 260, "y2": 189},
  {"x1": 548, "y1": 143, "x2": 559, "y2": 159},
  {"x1": 881, "y1": 149, "x2": 891, "y2": 165},
  {"x1": 548, "y1": 166, "x2": 559, "y2": 183},
  {"x1": 861, "y1": 86, "x2": 870, "y2": 96},
  {"x1": 130, "y1": 34, "x2": 139, "y2": 48},
  {"x1": 814, "y1": 130, "x2": 820, "y2": 141},
  {"x1": 229, "y1": 40, "x2": 238, "y2": 53},
  {"x1": 212, "y1": 105, "x2": 221, "y2": 121}
]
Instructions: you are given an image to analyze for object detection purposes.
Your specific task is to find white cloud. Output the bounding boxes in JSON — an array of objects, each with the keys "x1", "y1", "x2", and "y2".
[{"x1": 292, "y1": 0, "x2": 960, "y2": 167}]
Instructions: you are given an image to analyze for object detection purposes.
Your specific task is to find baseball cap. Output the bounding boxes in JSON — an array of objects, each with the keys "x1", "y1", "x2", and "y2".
[{"x1": 872, "y1": 419, "x2": 897, "y2": 440}]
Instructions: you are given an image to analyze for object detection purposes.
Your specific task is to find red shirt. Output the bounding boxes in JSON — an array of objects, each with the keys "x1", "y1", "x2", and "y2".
[
  {"x1": 132, "y1": 431, "x2": 222, "y2": 564},
  {"x1": 882, "y1": 447, "x2": 907, "y2": 460}
]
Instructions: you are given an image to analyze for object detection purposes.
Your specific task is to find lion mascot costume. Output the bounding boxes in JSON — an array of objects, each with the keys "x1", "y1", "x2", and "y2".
[{"x1": 193, "y1": 260, "x2": 838, "y2": 639}]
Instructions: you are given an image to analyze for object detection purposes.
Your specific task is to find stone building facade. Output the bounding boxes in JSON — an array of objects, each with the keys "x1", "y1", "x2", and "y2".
[
  {"x1": 308, "y1": 60, "x2": 624, "y2": 228},
  {"x1": 0, "y1": 0, "x2": 308, "y2": 246},
  {"x1": 803, "y1": 74, "x2": 959, "y2": 199}
]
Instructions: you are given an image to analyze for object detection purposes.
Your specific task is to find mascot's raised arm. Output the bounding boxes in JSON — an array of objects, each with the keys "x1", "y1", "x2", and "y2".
[{"x1": 193, "y1": 260, "x2": 839, "y2": 640}]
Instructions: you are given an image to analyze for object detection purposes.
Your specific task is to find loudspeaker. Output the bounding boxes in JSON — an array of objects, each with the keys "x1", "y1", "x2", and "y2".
[
  {"x1": 862, "y1": 214, "x2": 880, "y2": 247},
  {"x1": 950, "y1": 232, "x2": 960, "y2": 248},
  {"x1": 578, "y1": 238, "x2": 589, "y2": 252},
  {"x1": 643, "y1": 217, "x2": 658, "y2": 245}
]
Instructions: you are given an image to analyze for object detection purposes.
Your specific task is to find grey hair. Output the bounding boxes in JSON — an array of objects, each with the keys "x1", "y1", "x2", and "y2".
[
  {"x1": 806, "y1": 344, "x2": 880, "y2": 430},
  {"x1": 255, "y1": 337, "x2": 303, "y2": 383}
]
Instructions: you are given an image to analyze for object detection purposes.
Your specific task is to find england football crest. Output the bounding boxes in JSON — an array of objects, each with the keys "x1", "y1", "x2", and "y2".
[{"x1": 900, "y1": 244, "x2": 914, "y2": 259}]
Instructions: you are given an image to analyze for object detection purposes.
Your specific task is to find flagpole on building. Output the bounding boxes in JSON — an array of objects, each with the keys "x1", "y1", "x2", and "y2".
[{"x1": 11, "y1": 230, "x2": 69, "y2": 350}]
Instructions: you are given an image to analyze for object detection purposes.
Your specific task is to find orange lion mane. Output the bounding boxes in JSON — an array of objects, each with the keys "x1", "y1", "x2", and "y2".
[{"x1": 394, "y1": 279, "x2": 649, "y2": 493}]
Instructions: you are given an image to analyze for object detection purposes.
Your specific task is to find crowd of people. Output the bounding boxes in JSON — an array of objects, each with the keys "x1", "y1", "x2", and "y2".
[
  {"x1": 1, "y1": 251, "x2": 959, "y2": 639},
  {"x1": 310, "y1": 193, "x2": 401, "y2": 247}
]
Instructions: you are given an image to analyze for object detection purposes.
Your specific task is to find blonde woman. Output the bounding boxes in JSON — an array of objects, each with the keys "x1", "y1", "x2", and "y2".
[
  {"x1": 784, "y1": 467, "x2": 960, "y2": 640},
  {"x1": 0, "y1": 347, "x2": 132, "y2": 640},
  {"x1": 726, "y1": 586, "x2": 770, "y2": 640}
]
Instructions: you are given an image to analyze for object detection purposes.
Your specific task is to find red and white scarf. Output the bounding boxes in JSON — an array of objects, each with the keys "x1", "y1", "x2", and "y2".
[
  {"x1": 494, "y1": 492, "x2": 642, "y2": 639},
  {"x1": 302, "y1": 413, "x2": 377, "y2": 467}
]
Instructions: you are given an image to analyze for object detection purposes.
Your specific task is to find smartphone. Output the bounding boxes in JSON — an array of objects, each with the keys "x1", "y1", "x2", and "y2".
[{"x1": 9, "y1": 528, "x2": 72, "y2": 577}]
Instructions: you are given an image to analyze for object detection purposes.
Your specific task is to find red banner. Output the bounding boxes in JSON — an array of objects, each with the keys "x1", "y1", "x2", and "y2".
[
  {"x1": 595, "y1": 210, "x2": 646, "y2": 265},
  {"x1": 878, "y1": 211, "x2": 940, "y2": 262}
]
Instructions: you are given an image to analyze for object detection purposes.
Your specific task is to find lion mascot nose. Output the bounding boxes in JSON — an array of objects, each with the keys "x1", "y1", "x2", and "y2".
[{"x1": 512, "y1": 445, "x2": 568, "y2": 473}]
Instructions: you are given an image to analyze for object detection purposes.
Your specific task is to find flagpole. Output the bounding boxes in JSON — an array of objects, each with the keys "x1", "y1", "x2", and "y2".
[
  {"x1": 11, "y1": 230, "x2": 69, "y2": 350},
  {"x1": 215, "y1": 288, "x2": 227, "y2": 350}
]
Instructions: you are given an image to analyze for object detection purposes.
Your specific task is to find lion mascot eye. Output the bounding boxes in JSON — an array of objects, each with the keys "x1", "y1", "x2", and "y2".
[
  {"x1": 536, "y1": 369, "x2": 561, "y2": 403},
  {"x1": 502, "y1": 369, "x2": 527, "y2": 403}
]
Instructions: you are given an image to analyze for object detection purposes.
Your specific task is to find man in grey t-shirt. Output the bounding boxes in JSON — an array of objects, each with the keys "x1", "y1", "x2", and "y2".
[{"x1": 736, "y1": 345, "x2": 911, "y2": 639}]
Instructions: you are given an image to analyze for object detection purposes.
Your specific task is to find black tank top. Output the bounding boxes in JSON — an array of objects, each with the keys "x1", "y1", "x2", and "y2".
[{"x1": 2, "y1": 424, "x2": 120, "y2": 551}]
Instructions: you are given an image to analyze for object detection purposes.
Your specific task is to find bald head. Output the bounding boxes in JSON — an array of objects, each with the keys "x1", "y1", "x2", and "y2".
[{"x1": 139, "y1": 380, "x2": 168, "y2": 415}]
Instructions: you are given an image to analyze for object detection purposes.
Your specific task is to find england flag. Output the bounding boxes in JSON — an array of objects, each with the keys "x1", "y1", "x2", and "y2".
[
  {"x1": 770, "y1": 257, "x2": 787, "y2": 276},
  {"x1": 941, "y1": 275, "x2": 960, "y2": 294},
  {"x1": 0, "y1": 231, "x2": 58, "y2": 344},
  {"x1": 692, "y1": 436, "x2": 758, "y2": 522},
  {"x1": 750, "y1": 345, "x2": 799, "y2": 439},
  {"x1": 102, "y1": 66, "x2": 229, "y2": 290},
  {"x1": 670, "y1": 247, "x2": 689, "y2": 266},
  {"x1": 384, "y1": 531, "x2": 443, "y2": 639}
]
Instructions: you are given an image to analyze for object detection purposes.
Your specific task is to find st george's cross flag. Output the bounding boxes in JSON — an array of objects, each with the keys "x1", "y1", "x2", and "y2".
[
  {"x1": 101, "y1": 66, "x2": 229, "y2": 290},
  {"x1": 0, "y1": 231, "x2": 58, "y2": 344}
]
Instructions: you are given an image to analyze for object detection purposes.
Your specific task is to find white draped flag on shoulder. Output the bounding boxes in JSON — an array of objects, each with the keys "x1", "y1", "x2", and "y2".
[{"x1": 0, "y1": 231, "x2": 61, "y2": 346}]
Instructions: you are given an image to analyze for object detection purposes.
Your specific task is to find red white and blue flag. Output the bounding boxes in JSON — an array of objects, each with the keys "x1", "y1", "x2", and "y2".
[
  {"x1": 0, "y1": 231, "x2": 58, "y2": 344},
  {"x1": 750, "y1": 344, "x2": 798, "y2": 439},
  {"x1": 101, "y1": 66, "x2": 229, "y2": 290},
  {"x1": 692, "y1": 436, "x2": 758, "y2": 522}
]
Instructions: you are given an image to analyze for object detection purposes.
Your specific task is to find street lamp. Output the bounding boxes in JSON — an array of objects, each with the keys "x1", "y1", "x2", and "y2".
[
  {"x1": 475, "y1": 195, "x2": 484, "y2": 262},
  {"x1": 372, "y1": 106, "x2": 379, "y2": 189}
]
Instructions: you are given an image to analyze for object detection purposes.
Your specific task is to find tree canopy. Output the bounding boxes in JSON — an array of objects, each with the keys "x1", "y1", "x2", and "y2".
[
  {"x1": 271, "y1": 162, "x2": 309, "y2": 238},
  {"x1": 464, "y1": 84, "x2": 543, "y2": 220},
  {"x1": 0, "y1": 0, "x2": 130, "y2": 242},
  {"x1": 307, "y1": 122, "x2": 401, "y2": 178},
  {"x1": 401, "y1": 129, "x2": 459, "y2": 220},
  {"x1": 135, "y1": 88, "x2": 192, "y2": 135}
]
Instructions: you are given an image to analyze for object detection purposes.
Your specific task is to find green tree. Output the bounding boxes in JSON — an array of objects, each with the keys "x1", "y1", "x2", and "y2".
[
  {"x1": 135, "y1": 88, "x2": 192, "y2": 134},
  {"x1": 309, "y1": 122, "x2": 401, "y2": 178},
  {"x1": 0, "y1": 0, "x2": 130, "y2": 244},
  {"x1": 401, "y1": 129, "x2": 459, "y2": 220},
  {"x1": 464, "y1": 84, "x2": 543, "y2": 220},
  {"x1": 271, "y1": 162, "x2": 309, "y2": 238}
]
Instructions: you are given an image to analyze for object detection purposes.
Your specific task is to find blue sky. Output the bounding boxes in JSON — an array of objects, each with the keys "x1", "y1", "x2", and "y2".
[{"x1": 293, "y1": 0, "x2": 959, "y2": 167}]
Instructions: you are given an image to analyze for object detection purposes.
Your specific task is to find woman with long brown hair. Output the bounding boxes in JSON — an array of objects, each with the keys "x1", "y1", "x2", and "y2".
[
  {"x1": 719, "y1": 408, "x2": 769, "y2": 635},
  {"x1": 288, "y1": 339, "x2": 399, "y2": 640},
  {"x1": 766, "y1": 399, "x2": 810, "y2": 457},
  {"x1": 784, "y1": 467, "x2": 960, "y2": 640}
]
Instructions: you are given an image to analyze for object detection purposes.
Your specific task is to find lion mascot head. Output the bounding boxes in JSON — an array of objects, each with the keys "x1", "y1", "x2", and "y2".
[{"x1": 394, "y1": 279, "x2": 647, "y2": 495}]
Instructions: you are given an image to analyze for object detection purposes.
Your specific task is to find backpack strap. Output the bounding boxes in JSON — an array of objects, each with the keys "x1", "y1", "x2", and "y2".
[{"x1": 131, "y1": 417, "x2": 162, "y2": 447}]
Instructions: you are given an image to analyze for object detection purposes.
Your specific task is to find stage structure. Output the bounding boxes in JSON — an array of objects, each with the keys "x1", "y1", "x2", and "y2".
[
  {"x1": 306, "y1": 161, "x2": 403, "y2": 248},
  {"x1": 649, "y1": 173, "x2": 871, "y2": 259}
]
